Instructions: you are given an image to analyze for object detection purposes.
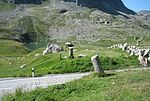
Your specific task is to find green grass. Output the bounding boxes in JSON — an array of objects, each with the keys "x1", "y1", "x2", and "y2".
[
  {"x1": 0, "y1": 0, "x2": 149, "y2": 79},
  {"x1": 0, "y1": 2, "x2": 16, "y2": 11},
  {"x1": 3, "y1": 70, "x2": 150, "y2": 101},
  {"x1": 0, "y1": 41, "x2": 139, "y2": 78},
  {"x1": 0, "y1": 40, "x2": 30, "y2": 56},
  {"x1": 0, "y1": 50, "x2": 92, "y2": 77}
]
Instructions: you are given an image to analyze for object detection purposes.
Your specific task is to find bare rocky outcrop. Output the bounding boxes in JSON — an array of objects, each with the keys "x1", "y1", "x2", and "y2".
[
  {"x1": 0, "y1": 0, "x2": 43, "y2": 4},
  {"x1": 1, "y1": 0, "x2": 136, "y2": 15},
  {"x1": 138, "y1": 10, "x2": 150, "y2": 21},
  {"x1": 63, "y1": 0, "x2": 136, "y2": 15},
  {"x1": 43, "y1": 44, "x2": 63, "y2": 55}
]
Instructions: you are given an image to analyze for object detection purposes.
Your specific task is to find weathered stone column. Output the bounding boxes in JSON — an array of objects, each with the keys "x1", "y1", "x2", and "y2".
[
  {"x1": 69, "y1": 47, "x2": 74, "y2": 59},
  {"x1": 91, "y1": 55, "x2": 104, "y2": 73}
]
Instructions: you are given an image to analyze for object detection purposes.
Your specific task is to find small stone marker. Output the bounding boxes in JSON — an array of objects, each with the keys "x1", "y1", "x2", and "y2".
[
  {"x1": 91, "y1": 55, "x2": 104, "y2": 73},
  {"x1": 69, "y1": 47, "x2": 74, "y2": 59},
  {"x1": 32, "y1": 68, "x2": 35, "y2": 77}
]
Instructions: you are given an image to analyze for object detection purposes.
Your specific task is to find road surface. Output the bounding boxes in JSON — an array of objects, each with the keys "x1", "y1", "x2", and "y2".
[
  {"x1": 0, "y1": 67, "x2": 150, "y2": 100},
  {"x1": 0, "y1": 72, "x2": 91, "y2": 100}
]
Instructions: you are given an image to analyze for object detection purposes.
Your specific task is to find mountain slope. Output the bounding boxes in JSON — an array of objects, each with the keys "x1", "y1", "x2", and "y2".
[
  {"x1": 63, "y1": 0, "x2": 136, "y2": 15},
  {"x1": 1, "y1": 0, "x2": 136, "y2": 15},
  {"x1": 0, "y1": 0, "x2": 149, "y2": 44},
  {"x1": 0, "y1": 0, "x2": 43, "y2": 4},
  {"x1": 138, "y1": 10, "x2": 150, "y2": 21}
]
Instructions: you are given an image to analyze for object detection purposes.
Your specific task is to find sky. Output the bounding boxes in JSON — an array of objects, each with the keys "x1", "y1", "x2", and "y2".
[{"x1": 122, "y1": 0, "x2": 150, "y2": 12}]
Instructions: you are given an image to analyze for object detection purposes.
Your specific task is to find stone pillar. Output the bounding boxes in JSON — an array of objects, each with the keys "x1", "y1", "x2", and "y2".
[
  {"x1": 91, "y1": 55, "x2": 104, "y2": 73},
  {"x1": 32, "y1": 68, "x2": 35, "y2": 77},
  {"x1": 69, "y1": 47, "x2": 74, "y2": 59}
]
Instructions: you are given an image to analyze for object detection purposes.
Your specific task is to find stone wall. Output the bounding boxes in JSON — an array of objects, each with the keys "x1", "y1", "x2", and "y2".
[{"x1": 108, "y1": 43, "x2": 150, "y2": 66}]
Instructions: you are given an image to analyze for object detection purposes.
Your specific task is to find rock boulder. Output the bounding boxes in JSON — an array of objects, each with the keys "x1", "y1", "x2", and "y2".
[{"x1": 43, "y1": 44, "x2": 63, "y2": 55}]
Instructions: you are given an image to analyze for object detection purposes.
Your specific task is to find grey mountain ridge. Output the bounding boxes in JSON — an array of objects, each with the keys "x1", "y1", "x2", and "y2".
[
  {"x1": 1, "y1": 0, "x2": 136, "y2": 15},
  {"x1": 0, "y1": 0, "x2": 43, "y2": 4},
  {"x1": 138, "y1": 10, "x2": 150, "y2": 21},
  {"x1": 63, "y1": 0, "x2": 136, "y2": 15}
]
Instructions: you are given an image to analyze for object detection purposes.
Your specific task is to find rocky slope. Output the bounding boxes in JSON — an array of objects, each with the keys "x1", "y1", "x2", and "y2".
[
  {"x1": 0, "y1": 0, "x2": 44, "y2": 4},
  {"x1": 1, "y1": 0, "x2": 136, "y2": 15},
  {"x1": 138, "y1": 10, "x2": 150, "y2": 21},
  {"x1": 0, "y1": 0, "x2": 150, "y2": 44},
  {"x1": 63, "y1": 0, "x2": 136, "y2": 15}
]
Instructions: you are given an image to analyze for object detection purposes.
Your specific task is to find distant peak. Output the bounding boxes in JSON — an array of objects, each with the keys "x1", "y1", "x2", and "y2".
[{"x1": 63, "y1": 0, "x2": 136, "y2": 15}]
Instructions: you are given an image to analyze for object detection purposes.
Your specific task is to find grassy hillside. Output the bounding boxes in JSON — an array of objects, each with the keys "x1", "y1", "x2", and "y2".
[
  {"x1": 0, "y1": 2, "x2": 16, "y2": 11},
  {"x1": 0, "y1": 2, "x2": 149, "y2": 100},
  {"x1": 2, "y1": 70, "x2": 150, "y2": 101},
  {"x1": 0, "y1": 1, "x2": 149, "y2": 78},
  {"x1": 0, "y1": 40, "x2": 30, "y2": 56},
  {"x1": 0, "y1": 40, "x2": 139, "y2": 78}
]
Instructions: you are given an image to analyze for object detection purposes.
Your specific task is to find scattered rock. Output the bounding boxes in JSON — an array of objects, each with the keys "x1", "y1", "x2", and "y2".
[
  {"x1": 43, "y1": 44, "x2": 63, "y2": 55},
  {"x1": 20, "y1": 64, "x2": 26, "y2": 69},
  {"x1": 9, "y1": 62, "x2": 12, "y2": 66},
  {"x1": 64, "y1": 56, "x2": 68, "y2": 59},
  {"x1": 35, "y1": 53, "x2": 40, "y2": 57},
  {"x1": 59, "y1": 9, "x2": 68, "y2": 13},
  {"x1": 78, "y1": 54, "x2": 86, "y2": 58}
]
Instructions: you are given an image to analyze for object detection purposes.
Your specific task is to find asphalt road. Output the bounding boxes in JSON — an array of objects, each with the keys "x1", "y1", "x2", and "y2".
[
  {"x1": 0, "y1": 72, "x2": 91, "y2": 100},
  {"x1": 0, "y1": 67, "x2": 150, "y2": 100}
]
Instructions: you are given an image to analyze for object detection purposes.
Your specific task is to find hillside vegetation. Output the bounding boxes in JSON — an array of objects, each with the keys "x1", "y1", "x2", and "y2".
[
  {"x1": 0, "y1": 1, "x2": 150, "y2": 100},
  {"x1": 0, "y1": 0, "x2": 150, "y2": 78},
  {"x1": 0, "y1": 39, "x2": 140, "y2": 78},
  {"x1": 0, "y1": 40, "x2": 30, "y2": 56}
]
